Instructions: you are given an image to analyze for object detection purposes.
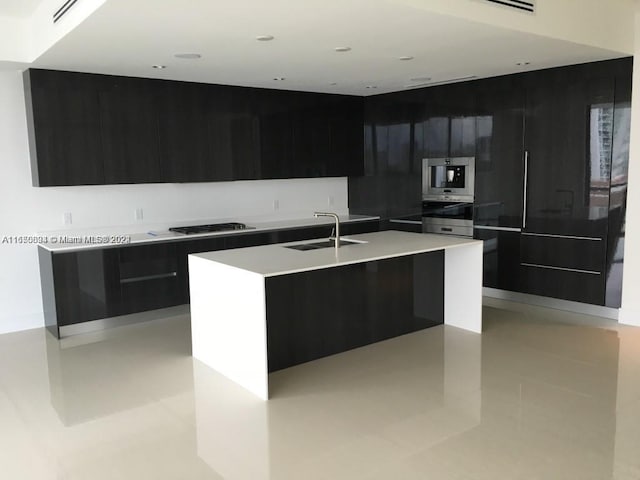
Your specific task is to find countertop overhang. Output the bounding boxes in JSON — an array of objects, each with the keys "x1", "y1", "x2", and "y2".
[{"x1": 190, "y1": 230, "x2": 482, "y2": 277}]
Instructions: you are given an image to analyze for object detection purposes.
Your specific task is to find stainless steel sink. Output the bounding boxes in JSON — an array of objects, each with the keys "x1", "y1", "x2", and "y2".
[{"x1": 285, "y1": 239, "x2": 366, "y2": 251}]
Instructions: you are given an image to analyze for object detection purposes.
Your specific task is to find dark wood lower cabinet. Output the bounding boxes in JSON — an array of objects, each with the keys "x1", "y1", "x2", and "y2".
[
  {"x1": 118, "y1": 243, "x2": 185, "y2": 314},
  {"x1": 39, "y1": 247, "x2": 121, "y2": 336},
  {"x1": 474, "y1": 229, "x2": 608, "y2": 305},
  {"x1": 41, "y1": 220, "x2": 379, "y2": 337},
  {"x1": 473, "y1": 228, "x2": 521, "y2": 292},
  {"x1": 519, "y1": 234, "x2": 606, "y2": 305},
  {"x1": 265, "y1": 251, "x2": 443, "y2": 372},
  {"x1": 519, "y1": 265, "x2": 605, "y2": 305}
]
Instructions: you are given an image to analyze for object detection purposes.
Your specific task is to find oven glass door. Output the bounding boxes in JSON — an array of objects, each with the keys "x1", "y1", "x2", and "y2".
[
  {"x1": 430, "y1": 165, "x2": 467, "y2": 189},
  {"x1": 422, "y1": 201, "x2": 473, "y2": 221}
]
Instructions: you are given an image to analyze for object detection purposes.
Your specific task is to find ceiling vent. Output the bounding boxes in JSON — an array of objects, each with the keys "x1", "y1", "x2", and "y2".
[
  {"x1": 479, "y1": 0, "x2": 535, "y2": 13},
  {"x1": 53, "y1": 0, "x2": 79, "y2": 23}
]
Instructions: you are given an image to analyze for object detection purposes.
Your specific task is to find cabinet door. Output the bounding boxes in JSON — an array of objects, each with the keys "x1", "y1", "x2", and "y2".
[
  {"x1": 158, "y1": 82, "x2": 219, "y2": 182},
  {"x1": 25, "y1": 70, "x2": 105, "y2": 186},
  {"x1": 256, "y1": 89, "x2": 295, "y2": 179},
  {"x1": 225, "y1": 87, "x2": 262, "y2": 180},
  {"x1": 99, "y1": 76, "x2": 162, "y2": 184},
  {"x1": 473, "y1": 228, "x2": 521, "y2": 291},
  {"x1": 474, "y1": 79, "x2": 525, "y2": 228},
  {"x1": 420, "y1": 84, "x2": 476, "y2": 159},
  {"x1": 523, "y1": 72, "x2": 614, "y2": 238},
  {"x1": 328, "y1": 98, "x2": 365, "y2": 177},
  {"x1": 52, "y1": 249, "x2": 121, "y2": 326},
  {"x1": 420, "y1": 87, "x2": 450, "y2": 159},
  {"x1": 292, "y1": 104, "x2": 331, "y2": 177}
]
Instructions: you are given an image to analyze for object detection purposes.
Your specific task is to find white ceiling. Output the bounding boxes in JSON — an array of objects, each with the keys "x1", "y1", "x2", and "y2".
[
  {"x1": 0, "y1": 0, "x2": 44, "y2": 18},
  {"x1": 31, "y1": 0, "x2": 627, "y2": 96}
]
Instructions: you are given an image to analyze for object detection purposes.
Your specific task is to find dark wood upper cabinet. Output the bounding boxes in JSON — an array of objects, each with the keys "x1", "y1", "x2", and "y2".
[
  {"x1": 25, "y1": 70, "x2": 364, "y2": 186},
  {"x1": 98, "y1": 76, "x2": 162, "y2": 184},
  {"x1": 24, "y1": 70, "x2": 105, "y2": 186},
  {"x1": 258, "y1": 92, "x2": 295, "y2": 179},
  {"x1": 328, "y1": 97, "x2": 365, "y2": 177},
  {"x1": 157, "y1": 81, "x2": 217, "y2": 183},
  {"x1": 419, "y1": 83, "x2": 477, "y2": 159}
]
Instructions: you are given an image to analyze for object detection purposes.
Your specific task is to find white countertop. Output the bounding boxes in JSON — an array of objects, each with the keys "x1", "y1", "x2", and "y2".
[
  {"x1": 190, "y1": 230, "x2": 481, "y2": 277},
  {"x1": 38, "y1": 214, "x2": 378, "y2": 253}
]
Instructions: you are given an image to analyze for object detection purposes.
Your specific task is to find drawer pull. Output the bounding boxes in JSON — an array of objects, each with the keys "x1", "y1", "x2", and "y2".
[
  {"x1": 473, "y1": 225, "x2": 521, "y2": 232},
  {"x1": 520, "y1": 263, "x2": 600, "y2": 275},
  {"x1": 522, "y1": 232, "x2": 602, "y2": 241},
  {"x1": 120, "y1": 272, "x2": 178, "y2": 284}
]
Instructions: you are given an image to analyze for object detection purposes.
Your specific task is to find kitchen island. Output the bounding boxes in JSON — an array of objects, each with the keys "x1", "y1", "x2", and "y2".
[{"x1": 189, "y1": 230, "x2": 483, "y2": 399}]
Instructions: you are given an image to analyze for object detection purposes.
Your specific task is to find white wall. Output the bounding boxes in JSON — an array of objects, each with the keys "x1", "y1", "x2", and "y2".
[
  {"x1": 0, "y1": 15, "x2": 28, "y2": 64},
  {"x1": 0, "y1": 70, "x2": 349, "y2": 334},
  {"x1": 619, "y1": 6, "x2": 640, "y2": 327}
]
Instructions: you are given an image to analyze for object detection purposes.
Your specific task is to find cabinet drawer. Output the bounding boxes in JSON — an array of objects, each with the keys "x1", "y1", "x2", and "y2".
[
  {"x1": 519, "y1": 264, "x2": 605, "y2": 305},
  {"x1": 118, "y1": 243, "x2": 184, "y2": 314},
  {"x1": 119, "y1": 244, "x2": 179, "y2": 281},
  {"x1": 521, "y1": 233, "x2": 605, "y2": 273}
]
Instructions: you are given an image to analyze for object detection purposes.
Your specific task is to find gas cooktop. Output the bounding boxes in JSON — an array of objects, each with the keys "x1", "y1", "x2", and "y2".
[{"x1": 169, "y1": 222, "x2": 252, "y2": 235}]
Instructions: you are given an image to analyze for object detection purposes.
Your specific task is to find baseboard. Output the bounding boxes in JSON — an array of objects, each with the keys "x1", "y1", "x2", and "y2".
[
  {"x1": 618, "y1": 307, "x2": 640, "y2": 327},
  {"x1": 483, "y1": 288, "x2": 620, "y2": 321},
  {"x1": 59, "y1": 305, "x2": 190, "y2": 339}
]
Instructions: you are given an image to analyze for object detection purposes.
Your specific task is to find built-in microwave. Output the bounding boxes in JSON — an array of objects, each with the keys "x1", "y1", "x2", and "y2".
[{"x1": 422, "y1": 157, "x2": 475, "y2": 201}]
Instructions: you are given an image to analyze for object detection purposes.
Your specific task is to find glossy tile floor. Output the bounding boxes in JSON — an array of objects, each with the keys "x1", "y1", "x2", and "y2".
[{"x1": 2, "y1": 300, "x2": 640, "y2": 479}]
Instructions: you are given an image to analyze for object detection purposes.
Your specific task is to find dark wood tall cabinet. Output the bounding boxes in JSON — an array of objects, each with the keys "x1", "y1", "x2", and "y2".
[{"x1": 350, "y1": 57, "x2": 632, "y2": 308}]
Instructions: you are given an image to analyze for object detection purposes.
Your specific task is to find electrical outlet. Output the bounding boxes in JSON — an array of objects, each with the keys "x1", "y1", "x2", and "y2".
[
  {"x1": 135, "y1": 208, "x2": 144, "y2": 221},
  {"x1": 63, "y1": 212, "x2": 72, "y2": 225},
  {"x1": 327, "y1": 196, "x2": 334, "y2": 206},
  {"x1": 273, "y1": 199, "x2": 280, "y2": 211}
]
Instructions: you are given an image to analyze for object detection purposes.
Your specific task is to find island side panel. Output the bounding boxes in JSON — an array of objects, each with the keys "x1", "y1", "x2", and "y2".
[
  {"x1": 188, "y1": 255, "x2": 269, "y2": 400},
  {"x1": 265, "y1": 251, "x2": 444, "y2": 372},
  {"x1": 444, "y1": 243, "x2": 483, "y2": 333}
]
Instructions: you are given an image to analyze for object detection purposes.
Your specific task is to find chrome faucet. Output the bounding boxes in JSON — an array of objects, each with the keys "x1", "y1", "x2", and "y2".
[{"x1": 314, "y1": 212, "x2": 340, "y2": 248}]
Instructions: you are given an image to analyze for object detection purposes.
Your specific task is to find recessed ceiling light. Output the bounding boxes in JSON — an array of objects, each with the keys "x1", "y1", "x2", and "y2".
[
  {"x1": 256, "y1": 35, "x2": 275, "y2": 41},
  {"x1": 398, "y1": 56, "x2": 414, "y2": 61},
  {"x1": 335, "y1": 47, "x2": 352, "y2": 52},
  {"x1": 410, "y1": 76, "x2": 431, "y2": 82},
  {"x1": 152, "y1": 65, "x2": 166, "y2": 69},
  {"x1": 516, "y1": 61, "x2": 531, "y2": 66},
  {"x1": 174, "y1": 53, "x2": 202, "y2": 59},
  {"x1": 273, "y1": 77, "x2": 286, "y2": 81}
]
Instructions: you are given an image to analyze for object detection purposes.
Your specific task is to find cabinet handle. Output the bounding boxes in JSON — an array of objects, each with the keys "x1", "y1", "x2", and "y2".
[
  {"x1": 120, "y1": 272, "x2": 178, "y2": 284},
  {"x1": 521, "y1": 263, "x2": 600, "y2": 275},
  {"x1": 522, "y1": 150, "x2": 529, "y2": 230},
  {"x1": 521, "y1": 232, "x2": 602, "y2": 241},
  {"x1": 473, "y1": 225, "x2": 521, "y2": 232}
]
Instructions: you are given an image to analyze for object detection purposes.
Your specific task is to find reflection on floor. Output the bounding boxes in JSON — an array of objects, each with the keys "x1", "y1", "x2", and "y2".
[{"x1": 1, "y1": 300, "x2": 640, "y2": 479}]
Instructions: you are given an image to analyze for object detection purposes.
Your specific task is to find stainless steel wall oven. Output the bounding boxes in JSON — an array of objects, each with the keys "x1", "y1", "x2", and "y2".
[{"x1": 422, "y1": 157, "x2": 475, "y2": 237}]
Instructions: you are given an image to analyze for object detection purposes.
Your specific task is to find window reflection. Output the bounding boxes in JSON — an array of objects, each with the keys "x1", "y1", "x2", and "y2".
[{"x1": 589, "y1": 103, "x2": 614, "y2": 218}]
